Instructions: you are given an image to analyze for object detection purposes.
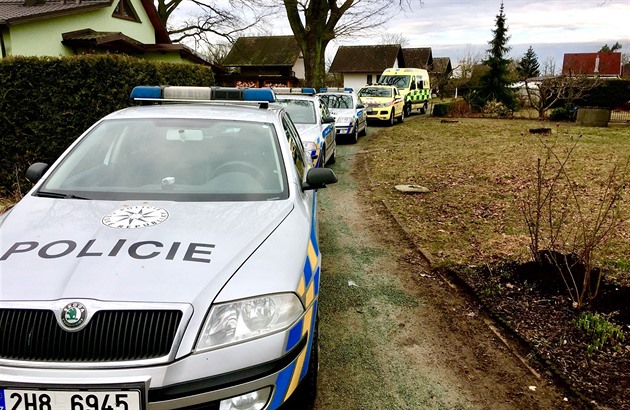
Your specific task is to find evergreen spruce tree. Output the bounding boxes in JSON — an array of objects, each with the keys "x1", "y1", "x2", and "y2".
[
  {"x1": 518, "y1": 46, "x2": 541, "y2": 79},
  {"x1": 478, "y1": 2, "x2": 516, "y2": 110}
]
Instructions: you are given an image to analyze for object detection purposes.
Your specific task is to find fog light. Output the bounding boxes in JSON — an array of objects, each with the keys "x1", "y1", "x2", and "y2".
[{"x1": 219, "y1": 387, "x2": 271, "y2": 410}]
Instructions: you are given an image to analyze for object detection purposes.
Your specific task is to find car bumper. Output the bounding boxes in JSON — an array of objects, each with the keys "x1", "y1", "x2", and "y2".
[
  {"x1": 365, "y1": 107, "x2": 393, "y2": 121},
  {"x1": 335, "y1": 124, "x2": 355, "y2": 135},
  {"x1": 0, "y1": 308, "x2": 317, "y2": 410}
]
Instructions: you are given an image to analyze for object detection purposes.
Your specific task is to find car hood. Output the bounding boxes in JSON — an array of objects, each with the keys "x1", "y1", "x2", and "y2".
[
  {"x1": 361, "y1": 96, "x2": 393, "y2": 106},
  {"x1": 294, "y1": 123, "x2": 321, "y2": 144},
  {"x1": 329, "y1": 108, "x2": 355, "y2": 118},
  {"x1": 0, "y1": 197, "x2": 293, "y2": 304}
]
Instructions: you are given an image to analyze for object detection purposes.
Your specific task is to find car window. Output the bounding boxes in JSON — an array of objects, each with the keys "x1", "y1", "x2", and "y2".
[
  {"x1": 320, "y1": 94, "x2": 353, "y2": 109},
  {"x1": 276, "y1": 99, "x2": 316, "y2": 124},
  {"x1": 359, "y1": 88, "x2": 392, "y2": 98},
  {"x1": 39, "y1": 118, "x2": 288, "y2": 201},
  {"x1": 320, "y1": 103, "x2": 331, "y2": 120},
  {"x1": 282, "y1": 114, "x2": 307, "y2": 180}
]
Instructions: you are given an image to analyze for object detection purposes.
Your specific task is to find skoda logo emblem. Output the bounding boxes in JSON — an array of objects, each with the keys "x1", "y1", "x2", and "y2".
[
  {"x1": 102, "y1": 205, "x2": 169, "y2": 229},
  {"x1": 62, "y1": 302, "x2": 86, "y2": 329}
]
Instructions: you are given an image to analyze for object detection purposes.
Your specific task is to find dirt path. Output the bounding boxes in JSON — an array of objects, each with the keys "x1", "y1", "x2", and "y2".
[{"x1": 314, "y1": 125, "x2": 585, "y2": 410}]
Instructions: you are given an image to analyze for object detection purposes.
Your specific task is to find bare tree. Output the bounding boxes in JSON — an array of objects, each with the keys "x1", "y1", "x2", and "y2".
[
  {"x1": 521, "y1": 75, "x2": 599, "y2": 119},
  {"x1": 157, "y1": 0, "x2": 421, "y2": 87},
  {"x1": 453, "y1": 46, "x2": 483, "y2": 79},
  {"x1": 156, "y1": 0, "x2": 269, "y2": 50},
  {"x1": 282, "y1": 0, "x2": 421, "y2": 88},
  {"x1": 541, "y1": 56, "x2": 557, "y2": 76},
  {"x1": 379, "y1": 33, "x2": 410, "y2": 47}
]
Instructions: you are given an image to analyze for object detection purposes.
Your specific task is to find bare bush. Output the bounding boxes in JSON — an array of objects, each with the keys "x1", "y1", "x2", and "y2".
[{"x1": 520, "y1": 136, "x2": 628, "y2": 308}]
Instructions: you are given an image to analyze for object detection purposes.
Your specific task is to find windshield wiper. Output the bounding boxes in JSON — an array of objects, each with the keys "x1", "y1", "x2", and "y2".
[{"x1": 35, "y1": 191, "x2": 91, "y2": 200}]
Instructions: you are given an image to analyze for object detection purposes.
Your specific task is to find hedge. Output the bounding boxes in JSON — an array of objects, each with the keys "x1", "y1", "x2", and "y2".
[{"x1": 0, "y1": 54, "x2": 214, "y2": 196}]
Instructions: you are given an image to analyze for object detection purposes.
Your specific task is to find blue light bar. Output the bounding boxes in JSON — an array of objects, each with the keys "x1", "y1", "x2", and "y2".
[
  {"x1": 302, "y1": 87, "x2": 316, "y2": 95},
  {"x1": 130, "y1": 86, "x2": 276, "y2": 103},
  {"x1": 319, "y1": 87, "x2": 328, "y2": 92},
  {"x1": 130, "y1": 86, "x2": 162, "y2": 99},
  {"x1": 243, "y1": 88, "x2": 276, "y2": 102},
  {"x1": 344, "y1": 87, "x2": 354, "y2": 92}
]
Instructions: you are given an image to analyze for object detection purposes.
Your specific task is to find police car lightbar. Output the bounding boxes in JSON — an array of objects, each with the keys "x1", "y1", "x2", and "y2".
[
  {"x1": 130, "y1": 86, "x2": 276, "y2": 103},
  {"x1": 272, "y1": 87, "x2": 316, "y2": 96}
]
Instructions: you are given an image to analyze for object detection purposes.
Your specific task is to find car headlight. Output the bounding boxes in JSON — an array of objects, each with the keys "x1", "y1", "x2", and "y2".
[
  {"x1": 303, "y1": 141, "x2": 319, "y2": 159},
  {"x1": 196, "y1": 293, "x2": 304, "y2": 351},
  {"x1": 337, "y1": 116, "x2": 353, "y2": 125}
]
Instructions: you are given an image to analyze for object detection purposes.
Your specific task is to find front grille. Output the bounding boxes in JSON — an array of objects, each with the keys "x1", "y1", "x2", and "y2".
[{"x1": 0, "y1": 309, "x2": 182, "y2": 362}]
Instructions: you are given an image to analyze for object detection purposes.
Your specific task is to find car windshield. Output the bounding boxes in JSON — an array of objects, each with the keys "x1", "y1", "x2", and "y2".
[
  {"x1": 320, "y1": 94, "x2": 353, "y2": 109},
  {"x1": 379, "y1": 75, "x2": 410, "y2": 89},
  {"x1": 38, "y1": 118, "x2": 288, "y2": 201},
  {"x1": 358, "y1": 88, "x2": 392, "y2": 98},
  {"x1": 276, "y1": 99, "x2": 317, "y2": 124}
]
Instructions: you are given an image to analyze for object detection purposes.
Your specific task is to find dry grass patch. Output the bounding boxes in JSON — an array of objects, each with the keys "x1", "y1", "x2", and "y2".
[{"x1": 366, "y1": 117, "x2": 630, "y2": 270}]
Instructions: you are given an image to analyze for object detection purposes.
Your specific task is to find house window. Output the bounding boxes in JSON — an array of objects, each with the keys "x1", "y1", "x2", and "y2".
[
  {"x1": 112, "y1": 0, "x2": 140, "y2": 22},
  {"x1": 367, "y1": 74, "x2": 372, "y2": 85}
]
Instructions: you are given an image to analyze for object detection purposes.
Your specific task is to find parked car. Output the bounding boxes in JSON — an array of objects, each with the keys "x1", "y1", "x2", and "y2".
[
  {"x1": 358, "y1": 85, "x2": 405, "y2": 126},
  {"x1": 274, "y1": 88, "x2": 337, "y2": 167},
  {"x1": 0, "y1": 86, "x2": 337, "y2": 410},
  {"x1": 318, "y1": 88, "x2": 367, "y2": 144}
]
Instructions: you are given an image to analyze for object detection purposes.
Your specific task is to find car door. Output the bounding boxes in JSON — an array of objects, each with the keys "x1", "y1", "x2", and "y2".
[
  {"x1": 320, "y1": 103, "x2": 336, "y2": 161},
  {"x1": 356, "y1": 95, "x2": 367, "y2": 131}
]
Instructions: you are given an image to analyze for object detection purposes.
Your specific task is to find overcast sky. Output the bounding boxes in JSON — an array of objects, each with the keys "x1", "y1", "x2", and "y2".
[
  {"x1": 330, "y1": 0, "x2": 629, "y2": 70},
  {"x1": 175, "y1": 0, "x2": 629, "y2": 71}
]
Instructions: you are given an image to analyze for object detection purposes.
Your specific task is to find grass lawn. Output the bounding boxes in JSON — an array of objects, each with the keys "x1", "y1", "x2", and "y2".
[{"x1": 366, "y1": 116, "x2": 630, "y2": 275}]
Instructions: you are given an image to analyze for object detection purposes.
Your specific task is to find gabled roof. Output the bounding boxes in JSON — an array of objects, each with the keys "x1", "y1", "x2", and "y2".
[
  {"x1": 222, "y1": 35, "x2": 301, "y2": 67},
  {"x1": 561, "y1": 52, "x2": 622, "y2": 77},
  {"x1": 431, "y1": 57, "x2": 452, "y2": 75},
  {"x1": 0, "y1": 0, "x2": 170, "y2": 44},
  {"x1": 402, "y1": 47, "x2": 433, "y2": 70},
  {"x1": 329, "y1": 45, "x2": 404, "y2": 73}
]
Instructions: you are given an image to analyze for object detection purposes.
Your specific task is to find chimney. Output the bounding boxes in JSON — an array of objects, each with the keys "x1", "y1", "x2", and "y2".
[{"x1": 594, "y1": 55, "x2": 600, "y2": 73}]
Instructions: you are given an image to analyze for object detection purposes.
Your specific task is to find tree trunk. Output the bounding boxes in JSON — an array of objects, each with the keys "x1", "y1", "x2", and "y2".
[{"x1": 303, "y1": 35, "x2": 329, "y2": 88}]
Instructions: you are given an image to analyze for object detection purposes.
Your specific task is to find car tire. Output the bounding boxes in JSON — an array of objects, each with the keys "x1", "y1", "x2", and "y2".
[
  {"x1": 349, "y1": 124, "x2": 358, "y2": 144},
  {"x1": 404, "y1": 104, "x2": 411, "y2": 118},
  {"x1": 359, "y1": 122, "x2": 367, "y2": 137},
  {"x1": 398, "y1": 108, "x2": 404, "y2": 124},
  {"x1": 290, "y1": 315, "x2": 319, "y2": 408},
  {"x1": 387, "y1": 110, "x2": 395, "y2": 127},
  {"x1": 328, "y1": 146, "x2": 336, "y2": 165},
  {"x1": 319, "y1": 147, "x2": 325, "y2": 168},
  {"x1": 420, "y1": 103, "x2": 427, "y2": 115}
]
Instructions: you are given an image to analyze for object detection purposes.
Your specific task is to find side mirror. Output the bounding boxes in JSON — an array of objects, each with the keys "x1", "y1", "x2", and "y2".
[
  {"x1": 302, "y1": 167, "x2": 338, "y2": 191},
  {"x1": 26, "y1": 162, "x2": 49, "y2": 183},
  {"x1": 322, "y1": 116, "x2": 335, "y2": 124},
  {"x1": 357, "y1": 104, "x2": 365, "y2": 109}
]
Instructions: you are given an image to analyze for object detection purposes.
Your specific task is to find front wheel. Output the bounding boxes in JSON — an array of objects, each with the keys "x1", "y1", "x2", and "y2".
[
  {"x1": 327, "y1": 146, "x2": 336, "y2": 165},
  {"x1": 420, "y1": 102, "x2": 427, "y2": 115},
  {"x1": 387, "y1": 109, "x2": 395, "y2": 126},
  {"x1": 404, "y1": 104, "x2": 411, "y2": 118},
  {"x1": 397, "y1": 107, "x2": 405, "y2": 123},
  {"x1": 349, "y1": 123, "x2": 358, "y2": 144}
]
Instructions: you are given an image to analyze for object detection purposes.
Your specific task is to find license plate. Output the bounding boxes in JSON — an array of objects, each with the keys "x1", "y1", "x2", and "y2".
[{"x1": 0, "y1": 389, "x2": 142, "y2": 410}]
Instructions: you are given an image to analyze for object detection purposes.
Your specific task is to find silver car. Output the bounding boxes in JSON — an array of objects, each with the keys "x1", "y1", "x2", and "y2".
[
  {"x1": 318, "y1": 89, "x2": 368, "y2": 144},
  {"x1": 0, "y1": 86, "x2": 337, "y2": 410},
  {"x1": 274, "y1": 89, "x2": 337, "y2": 168}
]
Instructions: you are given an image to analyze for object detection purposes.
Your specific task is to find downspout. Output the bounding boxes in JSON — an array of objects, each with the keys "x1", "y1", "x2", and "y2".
[{"x1": 0, "y1": 23, "x2": 6, "y2": 58}]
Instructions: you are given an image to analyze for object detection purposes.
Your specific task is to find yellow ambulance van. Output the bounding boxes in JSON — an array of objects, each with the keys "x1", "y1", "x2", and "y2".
[{"x1": 378, "y1": 68, "x2": 431, "y2": 116}]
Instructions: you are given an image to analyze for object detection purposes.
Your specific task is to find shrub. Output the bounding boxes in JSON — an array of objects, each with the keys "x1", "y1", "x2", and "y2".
[
  {"x1": 432, "y1": 103, "x2": 452, "y2": 117},
  {"x1": 548, "y1": 105, "x2": 577, "y2": 121}
]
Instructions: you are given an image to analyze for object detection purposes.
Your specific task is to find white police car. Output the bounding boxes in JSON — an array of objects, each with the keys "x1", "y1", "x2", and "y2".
[
  {"x1": 0, "y1": 86, "x2": 337, "y2": 410},
  {"x1": 274, "y1": 88, "x2": 336, "y2": 168},
  {"x1": 318, "y1": 88, "x2": 367, "y2": 144}
]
